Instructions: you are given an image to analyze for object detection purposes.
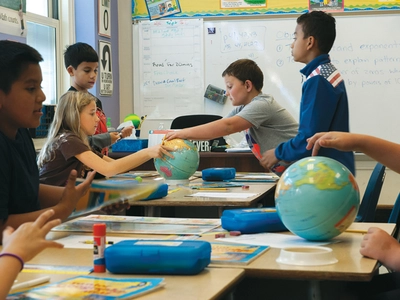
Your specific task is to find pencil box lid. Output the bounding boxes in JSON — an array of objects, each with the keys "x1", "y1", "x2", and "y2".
[
  {"x1": 221, "y1": 208, "x2": 287, "y2": 233},
  {"x1": 105, "y1": 240, "x2": 211, "y2": 275},
  {"x1": 202, "y1": 167, "x2": 236, "y2": 181}
]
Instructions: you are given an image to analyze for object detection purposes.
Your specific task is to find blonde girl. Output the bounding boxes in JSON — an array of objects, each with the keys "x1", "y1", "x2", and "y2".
[{"x1": 38, "y1": 91, "x2": 172, "y2": 186}]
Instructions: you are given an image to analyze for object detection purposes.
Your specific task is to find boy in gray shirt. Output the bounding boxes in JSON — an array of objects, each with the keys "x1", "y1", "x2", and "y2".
[{"x1": 165, "y1": 59, "x2": 298, "y2": 160}]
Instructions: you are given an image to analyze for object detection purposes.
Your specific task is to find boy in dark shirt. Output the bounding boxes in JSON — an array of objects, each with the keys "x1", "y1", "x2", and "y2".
[{"x1": 0, "y1": 40, "x2": 94, "y2": 240}]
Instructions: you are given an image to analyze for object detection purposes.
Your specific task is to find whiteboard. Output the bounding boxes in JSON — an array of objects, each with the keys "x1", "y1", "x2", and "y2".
[
  {"x1": 134, "y1": 19, "x2": 204, "y2": 119},
  {"x1": 134, "y1": 15, "x2": 400, "y2": 142}
]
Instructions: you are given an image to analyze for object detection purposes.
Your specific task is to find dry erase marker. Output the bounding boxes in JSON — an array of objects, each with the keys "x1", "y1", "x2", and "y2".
[{"x1": 93, "y1": 223, "x2": 106, "y2": 273}]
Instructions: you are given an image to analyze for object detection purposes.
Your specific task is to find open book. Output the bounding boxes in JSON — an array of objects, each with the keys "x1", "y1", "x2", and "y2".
[
  {"x1": 7, "y1": 276, "x2": 165, "y2": 299},
  {"x1": 210, "y1": 242, "x2": 269, "y2": 265},
  {"x1": 72, "y1": 179, "x2": 167, "y2": 218}
]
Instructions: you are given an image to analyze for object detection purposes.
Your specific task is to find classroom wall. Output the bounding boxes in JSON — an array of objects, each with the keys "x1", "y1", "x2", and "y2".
[
  {"x1": 120, "y1": 3, "x2": 400, "y2": 207},
  {"x1": 74, "y1": 0, "x2": 121, "y2": 129}
]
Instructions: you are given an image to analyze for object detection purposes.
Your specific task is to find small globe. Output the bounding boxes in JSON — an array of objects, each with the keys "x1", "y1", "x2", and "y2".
[
  {"x1": 124, "y1": 114, "x2": 141, "y2": 128},
  {"x1": 275, "y1": 156, "x2": 360, "y2": 241},
  {"x1": 154, "y1": 139, "x2": 199, "y2": 182}
]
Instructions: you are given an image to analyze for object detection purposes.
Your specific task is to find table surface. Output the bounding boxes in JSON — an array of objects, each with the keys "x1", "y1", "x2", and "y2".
[
  {"x1": 128, "y1": 176, "x2": 276, "y2": 208},
  {"x1": 203, "y1": 222, "x2": 396, "y2": 282},
  {"x1": 13, "y1": 260, "x2": 244, "y2": 300}
]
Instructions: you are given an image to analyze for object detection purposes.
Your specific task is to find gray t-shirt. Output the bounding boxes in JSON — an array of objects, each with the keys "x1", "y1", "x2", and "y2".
[{"x1": 225, "y1": 93, "x2": 298, "y2": 158}]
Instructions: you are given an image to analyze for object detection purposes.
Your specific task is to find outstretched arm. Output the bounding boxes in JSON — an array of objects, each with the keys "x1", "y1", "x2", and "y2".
[
  {"x1": 0, "y1": 209, "x2": 64, "y2": 299},
  {"x1": 0, "y1": 170, "x2": 95, "y2": 239},
  {"x1": 76, "y1": 144, "x2": 174, "y2": 177},
  {"x1": 164, "y1": 116, "x2": 252, "y2": 141},
  {"x1": 306, "y1": 132, "x2": 400, "y2": 173}
]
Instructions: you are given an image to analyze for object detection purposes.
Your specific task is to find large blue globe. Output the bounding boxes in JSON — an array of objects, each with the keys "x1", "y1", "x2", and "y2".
[
  {"x1": 275, "y1": 156, "x2": 360, "y2": 241},
  {"x1": 154, "y1": 139, "x2": 199, "y2": 181}
]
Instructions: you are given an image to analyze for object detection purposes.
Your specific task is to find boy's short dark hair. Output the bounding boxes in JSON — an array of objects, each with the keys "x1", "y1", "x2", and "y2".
[
  {"x1": 0, "y1": 40, "x2": 43, "y2": 94},
  {"x1": 222, "y1": 59, "x2": 264, "y2": 92},
  {"x1": 64, "y1": 42, "x2": 98, "y2": 69},
  {"x1": 297, "y1": 11, "x2": 336, "y2": 54}
]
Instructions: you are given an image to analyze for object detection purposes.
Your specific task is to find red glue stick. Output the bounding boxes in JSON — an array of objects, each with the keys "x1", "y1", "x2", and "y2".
[{"x1": 93, "y1": 223, "x2": 106, "y2": 273}]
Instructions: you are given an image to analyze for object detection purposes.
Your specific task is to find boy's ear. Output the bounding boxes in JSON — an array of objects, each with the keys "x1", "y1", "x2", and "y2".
[
  {"x1": 244, "y1": 80, "x2": 253, "y2": 91},
  {"x1": 66, "y1": 65, "x2": 75, "y2": 76},
  {"x1": 306, "y1": 36, "x2": 316, "y2": 50}
]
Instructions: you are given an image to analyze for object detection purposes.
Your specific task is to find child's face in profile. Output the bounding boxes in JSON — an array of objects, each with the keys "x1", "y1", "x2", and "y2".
[
  {"x1": 224, "y1": 75, "x2": 251, "y2": 106},
  {"x1": 80, "y1": 101, "x2": 99, "y2": 136},
  {"x1": 0, "y1": 63, "x2": 46, "y2": 138},
  {"x1": 68, "y1": 61, "x2": 98, "y2": 91},
  {"x1": 291, "y1": 23, "x2": 311, "y2": 64}
]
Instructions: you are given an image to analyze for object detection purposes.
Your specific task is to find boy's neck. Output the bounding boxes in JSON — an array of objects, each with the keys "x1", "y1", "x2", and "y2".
[{"x1": 71, "y1": 83, "x2": 88, "y2": 93}]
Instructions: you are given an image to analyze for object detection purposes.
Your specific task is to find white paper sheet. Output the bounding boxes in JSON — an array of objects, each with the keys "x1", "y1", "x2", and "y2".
[{"x1": 217, "y1": 233, "x2": 334, "y2": 249}]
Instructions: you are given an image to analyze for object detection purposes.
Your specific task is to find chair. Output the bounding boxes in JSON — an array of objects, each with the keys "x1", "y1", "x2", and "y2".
[
  {"x1": 170, "y1": 114, "x2": 227, "y2": 146},
  {"x1": 388, "y1": 193, "x2": 400, "y2": 240},
  {"x1": 355, "y1": 163, "x2": 386, "y2": 222}
]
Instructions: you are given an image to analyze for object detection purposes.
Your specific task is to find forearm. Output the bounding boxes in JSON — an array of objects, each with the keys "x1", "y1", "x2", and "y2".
[
  {"x1": 38, "y1": 184, "x2": 64, "y2": 208},
  {"x1": 0, "y1": 258, "x2": 20, "y2": 298},
  {"x1": 355, "y1": 134, "x2": 400, "y2": 173}
]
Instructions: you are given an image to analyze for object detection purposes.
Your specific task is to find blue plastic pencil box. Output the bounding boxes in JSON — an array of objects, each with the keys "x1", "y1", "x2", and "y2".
[
  {"x1": 221, "y1": 208, "x2": 287, "y2": 233},
  {"x1": 105, "y1": 240, "x2": 211, "y2": 275}
]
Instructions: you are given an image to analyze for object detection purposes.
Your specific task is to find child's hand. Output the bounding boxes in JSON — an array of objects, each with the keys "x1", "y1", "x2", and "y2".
[
  {"x1": 120, "y1": 126, "x2": 134, "y2": 138},
  {"x1": 60, "y1": 170, "x2": 96, "y2": 211},
  {"x1": 360, "y1": 227, "x2": 400, "y2": 271},
  {"x1": 110, "y1": 132, "x2": 120, "y2": 144},
  {"x1": 147, "y1": 144, "x2": 174, "y2": 159},
  {"x1": 1, "y1": 210, "x2": 64, "y2": 263},
  {"x1": 164, "y1": 130, "x2": 186, "y2": 141}
]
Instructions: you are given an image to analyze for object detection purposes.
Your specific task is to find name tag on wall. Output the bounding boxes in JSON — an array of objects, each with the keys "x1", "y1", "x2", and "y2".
[{"x1": 148, "y1": 130, "x2": 210, "y2": 152}]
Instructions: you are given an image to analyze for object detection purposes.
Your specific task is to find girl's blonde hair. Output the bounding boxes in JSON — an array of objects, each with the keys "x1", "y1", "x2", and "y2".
[{"x1": 37, "y1": 91, "x2": 96, "y2": 168}]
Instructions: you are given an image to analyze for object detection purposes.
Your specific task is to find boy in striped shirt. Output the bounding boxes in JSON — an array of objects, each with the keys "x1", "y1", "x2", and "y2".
[{"x1": 260, "y1": 11, "x2": 355, "y2": 175}]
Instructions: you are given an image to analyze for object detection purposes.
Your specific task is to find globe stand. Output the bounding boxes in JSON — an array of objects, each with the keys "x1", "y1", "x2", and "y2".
[{"x1": 163, "y1": 179, "x2": 190, "y2": 186}]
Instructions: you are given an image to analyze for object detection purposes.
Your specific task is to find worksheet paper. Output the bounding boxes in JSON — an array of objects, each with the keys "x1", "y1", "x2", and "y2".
[{"x1": 217, "y1": 233, "x2": 334, "y2": 249}]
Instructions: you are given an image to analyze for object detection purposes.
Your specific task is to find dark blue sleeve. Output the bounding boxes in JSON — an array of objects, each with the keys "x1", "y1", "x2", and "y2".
[{"x1": 275, "y1": 76, "x2": 338, "y2": 161}]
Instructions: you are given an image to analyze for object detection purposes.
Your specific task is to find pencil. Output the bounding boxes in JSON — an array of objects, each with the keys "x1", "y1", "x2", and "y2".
[
  {"x1": 195, "y1": 188, "x2": 228, "y2": 191},
  {"x1": 344, "y1": 229, "x2": 368, "y2": 234},
  {"x1": 11, "y1": 276, "x2": 50, "y2": 291},
  {"x1": 81, "y1": 240, "x2": 114, "y2": 245}
]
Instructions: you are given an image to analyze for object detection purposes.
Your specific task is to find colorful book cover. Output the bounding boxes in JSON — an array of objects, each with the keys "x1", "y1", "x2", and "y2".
[
  {"x1": 7, "y1": 276, "x2": 165, "y2": 299},
  {"x1": 72, "y1": 180, "x2": 165, "y2": 218},
  {"x1": 210, "y1": 242, "x2": 269, "y2": 265}
]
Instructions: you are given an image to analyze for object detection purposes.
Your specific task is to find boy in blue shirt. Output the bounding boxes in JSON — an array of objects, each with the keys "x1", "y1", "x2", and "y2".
[{"x1": 260, "y1": 11, "x2": 355, "y2": 175}]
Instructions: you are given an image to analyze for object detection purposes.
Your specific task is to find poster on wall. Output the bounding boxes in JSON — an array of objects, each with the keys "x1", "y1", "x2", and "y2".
[
  {"x1": 99, "y1": 40, "x2": 113, "y2": 96},
  {"x1": 145, "y1": 0, "x2": 181, "y2": 20},
  {"x1": 98, "y1": 0, "x2": 111, "y2": 38},
  {"x1": 309, "y1": 0, "x2": 344, "y2": 12},
  {"x1": 220, "y1": 0, "x2": 267, "y2": 9},
  {"x1": 0, "y1": 0, "x2": 26, "y2": 37}
]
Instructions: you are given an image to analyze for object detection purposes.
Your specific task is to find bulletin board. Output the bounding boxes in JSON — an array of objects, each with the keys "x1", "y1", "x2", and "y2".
[
  {"x1": 132, "y1": 0, "x2": 400, "y2": 20},
  {"x1": 133, "y1": 14, "x2": 400, "y2": 143}
]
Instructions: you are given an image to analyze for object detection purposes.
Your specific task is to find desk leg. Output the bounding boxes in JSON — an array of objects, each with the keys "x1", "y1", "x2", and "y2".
[
  {"x1": 144, "y1": 207, "x2": 161, "y2": 217},
  {"x1": 309, "y1": 280, "x2": 321, "y2": 300}
]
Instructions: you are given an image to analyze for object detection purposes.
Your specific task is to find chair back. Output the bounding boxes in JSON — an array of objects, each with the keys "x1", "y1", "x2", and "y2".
[
  {"x1": 170, "y1": 114, "x2": 226, "y2": 146},
  {"x1": 388, "y1": 193, "x2": 400, "y2": 240},
  {"x1": 355, "y1": 163, "x2": 386, "y2": 222}
]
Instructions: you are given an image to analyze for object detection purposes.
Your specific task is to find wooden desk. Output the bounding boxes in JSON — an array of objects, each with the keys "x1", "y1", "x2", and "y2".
[
  {"x1": 12, "y1": 247, "x2": 244, "y2": 300},
  {"x1": 109, "y1": 151, "x2": 266, "y2": 172},
  {"x1": 202, "y1": 222, "x2": 396, "y2": 300},
  {"x1": 129, "y1": 176, "x2": 276, "y2": 217}
]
